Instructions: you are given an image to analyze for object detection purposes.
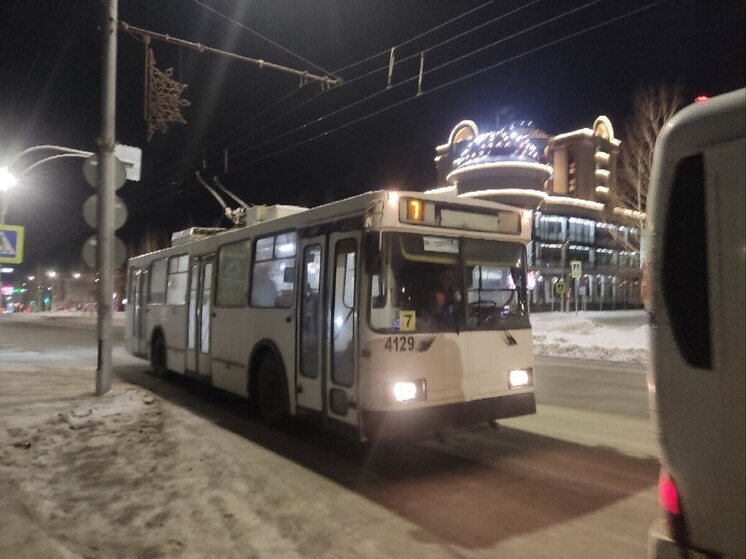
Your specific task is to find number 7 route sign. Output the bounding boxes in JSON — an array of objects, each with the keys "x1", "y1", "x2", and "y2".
[{"x1": 0, "y1": 225, "x2": 25, "y2": 264}]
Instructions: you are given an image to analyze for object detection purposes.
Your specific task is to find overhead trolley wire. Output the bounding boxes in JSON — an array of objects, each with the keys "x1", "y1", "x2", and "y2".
[
  {"x1": 103, "y1": 0, "x2": 612, "y2": 221},
  {"x1": 121, "y1": 0, "x2": 538, "y2": 211},
  {"x1": 331, "y1": 0, "x2": 498, "y2": 75},
  {"x1": 27, "y1": 0, "x2": 657, "y2": 258},
  {"x1": 203, "y1": 0, "x2": 600, "y2": 171},
  {"x1": 125, "y1": 0, "x2": 665, "y2": 214},
  {"x1": 201, "y1": 0, "x2": 544, "y2": 162},
  {"x1": 191, "y1": 0, "x2": 338, "y2": 78}
]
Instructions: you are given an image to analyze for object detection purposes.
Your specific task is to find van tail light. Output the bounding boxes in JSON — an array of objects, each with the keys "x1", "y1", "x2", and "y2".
[
  {"x1": 658, "y1": 469, "x2": 681, "y2": 515},
  {"x1": 658, "y1": 467, "x2": 689, "y2": 544}
]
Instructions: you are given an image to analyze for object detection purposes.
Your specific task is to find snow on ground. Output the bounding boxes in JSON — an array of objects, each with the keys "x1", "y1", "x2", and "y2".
[
  {"x1": 0, "y1": 311, "x2": 652, "y2": 557},
  {"x1": 0, "y1": 367, "x2": 418, "y2": 559},
  {"x1": 5, "y1": 310, "x2": 126, "y2": 326},
  {"x1": 531, "y1": 310, "x2": 649, "y2": 363},
  {"x1": 7, "y1": 309, "x2": 648, "y2": 363}
]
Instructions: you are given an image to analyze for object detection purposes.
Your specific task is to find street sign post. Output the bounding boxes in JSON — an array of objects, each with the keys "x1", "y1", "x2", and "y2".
[
  {"x1": 570, "y1": 260, "x2": 582, "y2": 315},
  {"x1": 0, "y1": 224, "x2": 24, "y2": 264},
  {"x1": 555, "y1": 279, "x2": 566, "y2": 295}
]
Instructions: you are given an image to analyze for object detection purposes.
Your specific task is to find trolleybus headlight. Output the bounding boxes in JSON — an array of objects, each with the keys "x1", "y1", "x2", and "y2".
[
  {"x1": 508, "y1": 368, "x2": 532, "y2": 389},
  {"x1": 392, "y1": 379, "x2": 426, "y2": 402}
]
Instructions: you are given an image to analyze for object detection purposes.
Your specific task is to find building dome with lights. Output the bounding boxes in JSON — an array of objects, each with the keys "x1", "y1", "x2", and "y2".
[
  {"x1": 437, "y1": 122, "x2": 553, "y2": 207},
  {"x1": 453, "y1": 128, "x2": 541, "y2": 168}
]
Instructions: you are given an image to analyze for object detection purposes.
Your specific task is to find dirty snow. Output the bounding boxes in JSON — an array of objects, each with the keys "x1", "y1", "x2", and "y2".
[
  {"x1": 0, "y1": 311, "x2": 655, "y2": 558},
  {"x1": 531, "y1": 310, "x2": 649, "y2": 363},
  {"x1": 0, "y1": 368, "x2": 415, "y2": 559},
  {"x1": 7, "y1": 309, "x2": 649, "y2": 362}
]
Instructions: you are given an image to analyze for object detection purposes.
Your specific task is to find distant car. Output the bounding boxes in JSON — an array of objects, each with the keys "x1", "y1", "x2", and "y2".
[{"x1": 646, "y1": 89, "x2": 745, "y2": 558}]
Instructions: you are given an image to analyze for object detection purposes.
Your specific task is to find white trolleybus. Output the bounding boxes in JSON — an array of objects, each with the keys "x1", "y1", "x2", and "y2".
[{"x1": 125, "y1": 190, "x2": 536, "y2": 440}]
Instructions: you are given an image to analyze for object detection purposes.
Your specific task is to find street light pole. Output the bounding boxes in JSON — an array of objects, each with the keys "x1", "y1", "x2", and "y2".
[{"x1": 96, "y1": 0, "x2": 118, "y2": 396}]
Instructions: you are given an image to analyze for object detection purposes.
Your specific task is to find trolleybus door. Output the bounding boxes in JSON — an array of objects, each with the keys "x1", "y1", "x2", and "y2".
[
  {"x1": 186, "y1": 261, "x2": 200, "y2": 374},
  {"x1": 296, "y1": 235, "x2": 326, "y2": 412},
  {"x1": 186, "y1": 257, "x2": 214, "y2": 377},
  {"x1": 326, "y1": 232, "x2": 361, "y2": 428},
  {"x1": 133, "y1": 268, "x2": 148, "y2": 357},
  {"x1": 197, "y1": 258, "x2": 214, "y2": 378}
]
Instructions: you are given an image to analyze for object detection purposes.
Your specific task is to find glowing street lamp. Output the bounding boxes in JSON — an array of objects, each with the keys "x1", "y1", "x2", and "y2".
[
  {"x1": 0, "y1": 166, "x2": 18, "y2": 225},
  {"x1": 0, "y1": 166, "x2": 17, "y2": 191}
]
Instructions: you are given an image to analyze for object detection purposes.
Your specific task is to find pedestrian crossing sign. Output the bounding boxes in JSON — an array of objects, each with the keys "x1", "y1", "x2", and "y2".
[
  {"x1": 0, "y1": 225, "x2": 24, "y2": 264},
  {"x1": 570, "y1": 260, "x2": 582, "y2": 279}
]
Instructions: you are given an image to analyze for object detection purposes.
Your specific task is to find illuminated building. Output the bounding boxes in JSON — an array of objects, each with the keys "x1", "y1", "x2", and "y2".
[{"x1": 433, "y1": 117, "x2": 642, "y2": 311}]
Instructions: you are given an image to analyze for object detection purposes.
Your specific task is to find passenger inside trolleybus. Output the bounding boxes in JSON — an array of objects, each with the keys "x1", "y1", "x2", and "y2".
[{"x1": 367, "y1": 232, "x2": 530, "y2": 334}]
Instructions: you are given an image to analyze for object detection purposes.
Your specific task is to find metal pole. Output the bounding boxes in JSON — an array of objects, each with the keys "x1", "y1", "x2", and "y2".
[
  {"x1": 96, "y1": 0, "x2": 117, "y2": 396},
  {"x1": 575, "y1": 278, "x2": 579, "y2": 315}
]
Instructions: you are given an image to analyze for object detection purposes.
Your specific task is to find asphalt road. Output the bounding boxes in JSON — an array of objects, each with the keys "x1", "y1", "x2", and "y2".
[{"x1": 0, "y1": 315, "x2": 659, "y2": 558}]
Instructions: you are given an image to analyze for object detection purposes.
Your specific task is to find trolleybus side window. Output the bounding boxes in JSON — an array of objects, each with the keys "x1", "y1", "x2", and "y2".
[
  {"x1": 365, "y1": 233, "x2": 387, "y2": 310},
  {"x1": 300, "y1": 244, "x2": 322, "y2": 379},
  {"x1": 216, "y1": 240, "x2": 252, "y2": 307},
  {"x1": 149, "y1": 258, "x2": 167, "y2": 304},
  {"x1": 332, "y1": 239, "x2": 357, "y2": 387},
  {"x1": 662, "y1": 153, "x2": 711, "y2": 369},
  {"x1": 251, "y1": 232, "x2": 297, "y2": 308},
  {"x1": 166, "y1": 254, "x2": 189, "y2": 305}
]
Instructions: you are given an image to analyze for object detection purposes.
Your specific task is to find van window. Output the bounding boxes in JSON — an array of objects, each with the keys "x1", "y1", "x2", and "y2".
[{"x1": 662, "y1": 153, "x2": 711, "y2": 369}]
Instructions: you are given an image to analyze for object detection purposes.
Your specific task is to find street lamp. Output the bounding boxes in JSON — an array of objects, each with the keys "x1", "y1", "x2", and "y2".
[
  {"x1": 0, "y1": 166, "x2": 18, "y2": 225},
  {"x1": 0, "y1": 166, "x2": 17, "y2": 191}
]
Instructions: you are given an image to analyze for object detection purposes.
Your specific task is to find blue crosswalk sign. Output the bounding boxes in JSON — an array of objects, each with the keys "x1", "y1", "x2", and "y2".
[{"x1": 0, "y1": 225, "x2": 24, "y2": 264}]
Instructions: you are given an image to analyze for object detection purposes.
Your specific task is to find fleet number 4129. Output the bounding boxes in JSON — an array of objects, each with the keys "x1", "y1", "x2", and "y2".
[{"x1": 385, "y1": 336, "x2": 415, "y2": 352}]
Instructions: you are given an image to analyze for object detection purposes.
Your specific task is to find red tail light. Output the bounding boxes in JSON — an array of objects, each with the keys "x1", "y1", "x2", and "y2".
[{"x1": 658, "y1": 469, "x2": 681, "y2": 515}]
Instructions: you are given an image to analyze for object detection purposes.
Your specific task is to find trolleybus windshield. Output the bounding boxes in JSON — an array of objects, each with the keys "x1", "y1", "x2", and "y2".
[{"x1": 368, "y1": 232, "x2": 529, "y2": 334}]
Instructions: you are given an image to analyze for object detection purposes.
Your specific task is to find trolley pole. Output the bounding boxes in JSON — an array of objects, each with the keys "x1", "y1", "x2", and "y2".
[{"x1": 96, "y1": 0, "x2": 118, "y2": 395}]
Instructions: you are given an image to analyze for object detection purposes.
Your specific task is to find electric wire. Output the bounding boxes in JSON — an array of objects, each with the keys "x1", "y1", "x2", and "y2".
[
  {"x1": 25, "y1": 0, "x2": 659, "y2": 259},
  {"x1": 129, "y1": 0, "x2": 665, "y2": 214},
  {"x1": 200, "y1": 0, "x2": 544, "y2": 162},
  {"x1": 124, "y1": 0, "x2": 544, "y2": 200},
  {"x1": 201, "y1": 0, "x2": 601, "y2": 170},
  {"x1": 26, "y1": 0, "x2": 627, "y2": 257},
  {"x1": 191, "y1": 0, "x2": 336, "y2": 77},
  {"x1": 331, "y1": 0, "x2": 497, "y2": 75},
  {"x1": 120, "y1": 0, "x2": 542, "y2": 212}
]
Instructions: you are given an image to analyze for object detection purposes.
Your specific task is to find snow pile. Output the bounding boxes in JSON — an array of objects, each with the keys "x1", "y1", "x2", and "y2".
[
  {"x1": 0, "y1": 380, "x2": 313, "y2": 558},
  {"x1": 531, "y1": 310, "x2": 649, "y2": 363}
]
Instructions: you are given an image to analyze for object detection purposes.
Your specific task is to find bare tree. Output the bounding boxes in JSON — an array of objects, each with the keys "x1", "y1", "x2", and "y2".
[{"x1": 612, "y1": 84, "x2": 684, "y2": 260}]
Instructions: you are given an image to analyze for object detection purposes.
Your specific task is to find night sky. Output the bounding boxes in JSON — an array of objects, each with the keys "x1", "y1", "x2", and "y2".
[{"x1": 1, "y1": 0, "x2": 744, "y2": 273}]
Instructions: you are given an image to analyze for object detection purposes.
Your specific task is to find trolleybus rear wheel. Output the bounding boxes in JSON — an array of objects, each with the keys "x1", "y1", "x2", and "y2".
[
  {"x1": 151, "y1": 333, "x2": 167, "y2": 376},
  {"x1": 257, "y1": 355, "x2": 289, "y2": 426}
]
